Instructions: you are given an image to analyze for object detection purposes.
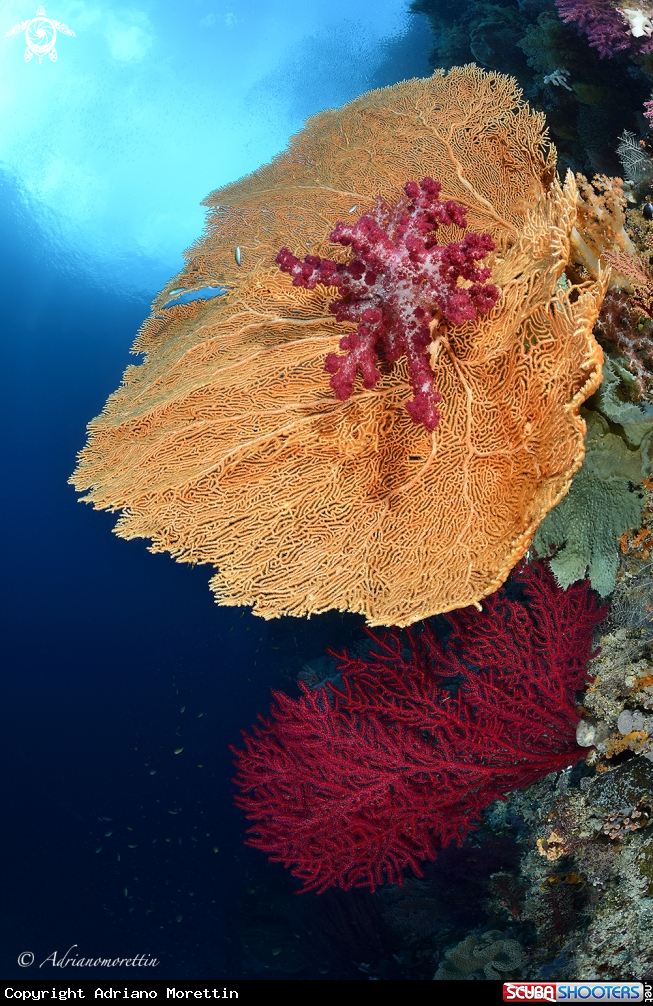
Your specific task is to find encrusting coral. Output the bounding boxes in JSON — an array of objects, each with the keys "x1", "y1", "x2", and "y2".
[
  {"x1": 577, "y1": 627, "x2": 653, "y2": 764},
  {"x1": 71, "y1": 67, "x2": 606, "y2": 626}
]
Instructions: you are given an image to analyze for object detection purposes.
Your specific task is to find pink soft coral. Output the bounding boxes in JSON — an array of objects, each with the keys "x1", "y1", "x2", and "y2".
[
  {"x1": 555, "y1": 0, "x2": 650, "y2": 57},
  {"x1": 644, "y1": 95, "x2": 653, "y2": 125},
  {"x1": 276, "y1": 177, "x2": 498, "y2": 432}
]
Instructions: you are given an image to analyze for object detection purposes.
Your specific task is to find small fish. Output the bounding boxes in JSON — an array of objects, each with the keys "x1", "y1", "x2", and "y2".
[
  {"x1": 100, "y1": 816, "x2": 112, "y2": 821},
  {"x1": 123, "y1": 888, "x2": 128, "y2": 897},
  {"x1": 116, "y1": 854, "x2": 120, "y2": 861},
  {"x1": 197, "y1": 712, "x2": 203, "y2": 718},
  {"x1": 213, "y1": 846, "x2": 219, "y2": 853},
  {"x1": 128, "y1": 844, "x2": 137, "y2": 849},
  {"x1": 180, "y1": 706, "x2": 185, "y2": 713},
  {"x1": 176, "y1": 914, "x2": 183, "y2": 922},
  {"x1": 235, "y1": 246, "x2": 241, "y2": 266},
  {"x1": 348, "y1": 204, "x2": 358, "y2": 213},
  {"x1": 174, "y1": 747, "x2": 184, "y2": 755},
  {"x1": 104, "y1": 830, "x2": 113, "y2": 837},
  {"x1": 168, "y1": 810, "x2": 178, "y2": 815},
  {"x1": 149, "y1": 770, "x2": 156, "y2": 775},
  {"x1": 95, "y1": 847, "x2": 102, "y2": 853}
]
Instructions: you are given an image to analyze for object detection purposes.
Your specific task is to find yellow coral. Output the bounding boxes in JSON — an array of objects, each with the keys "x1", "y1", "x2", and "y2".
[
  {"x1": 605, "y1": 730, "x2": 649, "y2": 759},
  {"x1": 537, "y1": 830, "x2": 568, "y2": 861},
  {"x1": 571, "y1": 174, "x2": 637, "y2": 285},
  {"x1": 71, "y1": 67, "x2": 605, "y2": 626}
]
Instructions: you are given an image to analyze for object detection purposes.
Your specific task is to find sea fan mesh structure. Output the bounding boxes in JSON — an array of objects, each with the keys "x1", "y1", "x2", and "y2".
[
  {"x1": 233, "y1": 560, "x2": 607, "y2": 893},
  {"x1": 71, "y1": 67, "x2": 605, "y2": 626}
]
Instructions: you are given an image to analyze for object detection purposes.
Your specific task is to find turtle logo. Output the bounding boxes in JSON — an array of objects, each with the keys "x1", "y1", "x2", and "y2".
[{"x1": 6, "y1": 5, "x2": 76, "y2": 64}]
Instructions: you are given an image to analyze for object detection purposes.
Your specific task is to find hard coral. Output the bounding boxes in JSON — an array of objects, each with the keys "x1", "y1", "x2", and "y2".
[
  {"x1": 232, "y1": 561, "x2": 606, "y2": 894},
  {"x1": 276, "y1": 177, "x2": 498, "y2": 431},
  {"x1": 71, "y1": 67, "x2": 605, "y2": 626}
]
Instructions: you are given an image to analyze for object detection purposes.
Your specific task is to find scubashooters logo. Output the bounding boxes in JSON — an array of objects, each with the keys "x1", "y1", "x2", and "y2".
[{"x1": 504, "y1": 985, "x2": 644, "y2": 1002}]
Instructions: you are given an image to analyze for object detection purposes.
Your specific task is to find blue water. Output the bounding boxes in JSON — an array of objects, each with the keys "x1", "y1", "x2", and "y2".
[
  {"x1": 0, "y1": 1, "x2": 436, "y2": 981},
  {"x1": 0, "y1": 164, "x2": 374, "y2": 979}
]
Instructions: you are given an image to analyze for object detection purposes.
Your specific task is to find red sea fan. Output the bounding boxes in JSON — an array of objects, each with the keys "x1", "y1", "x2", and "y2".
[
  {"x1": 232, "y1": 561, "x2": 607, "y2": 893},
  {"x1": 276, "y1": 177, "x2": 498, "y2": 431}
]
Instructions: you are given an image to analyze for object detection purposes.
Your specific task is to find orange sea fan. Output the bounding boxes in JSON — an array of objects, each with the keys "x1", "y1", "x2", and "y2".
[{"x1": 71, "y1": 66, "x2": 606, "y2": 626}]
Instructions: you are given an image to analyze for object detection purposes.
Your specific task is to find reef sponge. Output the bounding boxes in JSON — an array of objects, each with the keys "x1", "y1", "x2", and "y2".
[{"x1": 71, "y1": 67, "x2": 605, "y2": 626}]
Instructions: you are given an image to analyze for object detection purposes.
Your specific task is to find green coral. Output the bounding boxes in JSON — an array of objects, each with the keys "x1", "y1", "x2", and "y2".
[
  {"x1": 533, "y1": 352, "x2": 653, "y2": 596},
  {"x1": 533, "y1": 412, "x2": 644, "y2": 596},
  {"x1": 593, "y1": 354, "x2": 652, "y2": 427},
  {"x1": 592, "y1": 355, "x2": 653, "y2": 475}
]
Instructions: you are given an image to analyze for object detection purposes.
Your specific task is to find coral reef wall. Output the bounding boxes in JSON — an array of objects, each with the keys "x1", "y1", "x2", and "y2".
[{"x1": 411, "y1": 0, "x2": 652, "y2": 176}]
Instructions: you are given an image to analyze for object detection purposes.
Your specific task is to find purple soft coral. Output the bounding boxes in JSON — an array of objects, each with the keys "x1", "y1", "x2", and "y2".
[
  {"x1": 555, "y1": 0, "x2": 653, "y2": 57},
  {"x1": 276, "y1": 177, "x2": 498, "y2": 432}
]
